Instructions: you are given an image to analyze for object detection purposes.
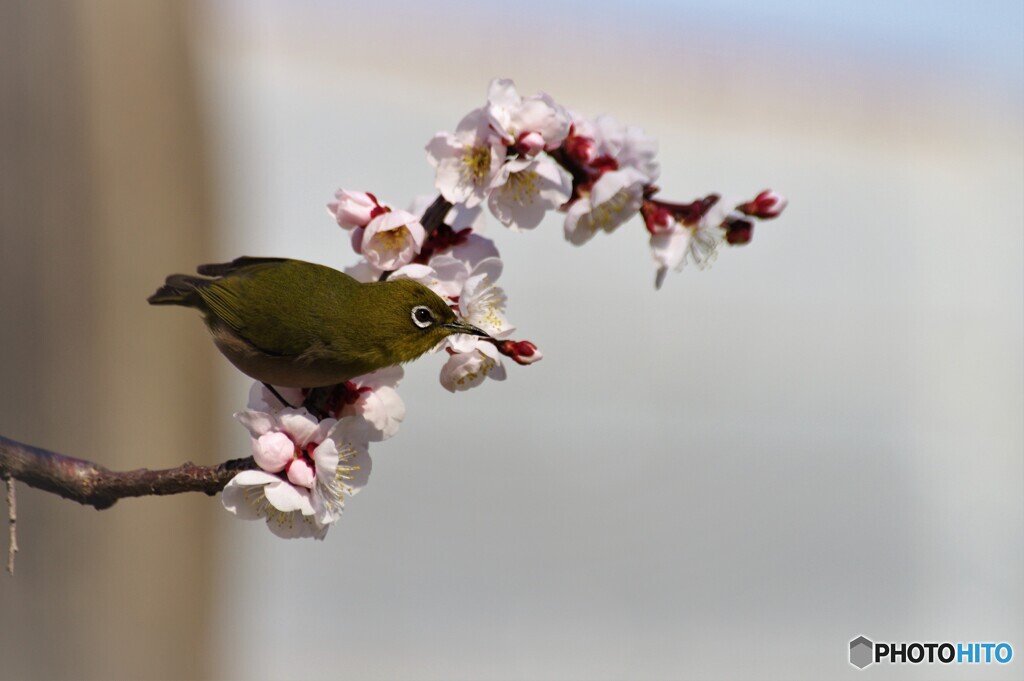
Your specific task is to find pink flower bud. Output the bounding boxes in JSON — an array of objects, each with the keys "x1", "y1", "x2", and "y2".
[
  {"x1": 286, "y1": 458, "x2": 315, "y2": 489},
  {"x1": 252, "y1": 431, "x2": 295, "y2": 473},
  {"x1": 327, "y1": 190, "x2": 383, "y2": 229},
  {"x1": 738, "y1": 190, "x2": 787, "y2": 220},
  {"x1": 515, "y1": 131, "x2": 546, "y2": 157}
]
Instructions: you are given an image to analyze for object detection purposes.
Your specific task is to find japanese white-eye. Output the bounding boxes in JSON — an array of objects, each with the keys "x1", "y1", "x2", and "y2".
[{"x1": 149, "y1": 256, "x2": 489, "y2": 388}]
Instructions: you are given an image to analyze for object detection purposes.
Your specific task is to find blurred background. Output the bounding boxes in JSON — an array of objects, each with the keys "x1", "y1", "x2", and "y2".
[{"x1": 1, "y1": 1, "x2": 1021, "y2": 679}]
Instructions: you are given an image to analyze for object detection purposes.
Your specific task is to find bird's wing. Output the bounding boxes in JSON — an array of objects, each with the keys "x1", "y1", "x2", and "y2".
[
  {"x1": 196, "y1": 256, "x2": 290, "y2": 277},
  {"x1": 196, "y1": 259, "x2": 359, "y2": 358}
]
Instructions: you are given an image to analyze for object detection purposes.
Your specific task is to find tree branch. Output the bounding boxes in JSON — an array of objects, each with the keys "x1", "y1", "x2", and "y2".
[
  {"x1": 0, "y1": 434, "x2": 254, "y2": 511},
  {"x1": 6, "y1": 475, "x2": 16, "y2": 575}
]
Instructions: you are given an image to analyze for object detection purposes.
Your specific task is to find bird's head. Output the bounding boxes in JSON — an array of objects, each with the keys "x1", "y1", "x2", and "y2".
[{"x1": 369, "y1": 278, "x2": 489, "y2": 362}]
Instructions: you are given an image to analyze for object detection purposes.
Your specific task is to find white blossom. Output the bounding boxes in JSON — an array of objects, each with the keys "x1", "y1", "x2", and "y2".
[
  {"x1": 488, "y1": 157, "x2": 572, "y2": 231},
  {"x1": 563, "y1": 167, "x2": 647, "y2": 245},
  {"x1": 649, "y1": 202, "x2": 731, "y2": 288},
  {"x1": 485, "y1": 78, "x2": 571, "y2": 153},
  {"x1": 426, "y1": 108, "x2": 507, "y2": 208},
  {"x1": 440, "y1": 341, "x2": 507, "y2": 392}
]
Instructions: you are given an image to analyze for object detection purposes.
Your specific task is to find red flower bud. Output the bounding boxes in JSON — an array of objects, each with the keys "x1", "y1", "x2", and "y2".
[
  {"x1": 738, "y1": 190, "x2": 787, "y2": 220},
  {"x1": 724, "y1": 218, "x2": 754, "y2": 245},
  {"x1": 494, "y1": 339, "x2": 543, "y2": 365}
]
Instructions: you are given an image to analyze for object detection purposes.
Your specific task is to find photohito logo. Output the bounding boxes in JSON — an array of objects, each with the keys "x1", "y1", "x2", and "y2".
[{"x1": 849, "y1": 636, "x2": 1013, "y2": 670}]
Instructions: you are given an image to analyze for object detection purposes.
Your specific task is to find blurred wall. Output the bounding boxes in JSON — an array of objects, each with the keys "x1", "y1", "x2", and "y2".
[{"x1": 0, "y1": 2, "x2": 217, "y2": 679}]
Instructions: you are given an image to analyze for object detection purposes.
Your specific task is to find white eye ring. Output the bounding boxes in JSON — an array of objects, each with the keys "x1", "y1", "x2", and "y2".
[{"x1": 411, "y1": 305, "x2": 435, "y2": 328}]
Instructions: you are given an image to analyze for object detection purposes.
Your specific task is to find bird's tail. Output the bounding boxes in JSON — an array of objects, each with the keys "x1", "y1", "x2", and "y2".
[{"x1": 147, "y1": 274, "x2": 211, "y2": 306}]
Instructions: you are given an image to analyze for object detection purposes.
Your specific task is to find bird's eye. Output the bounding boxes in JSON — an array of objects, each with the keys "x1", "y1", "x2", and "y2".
[{"x1": 411, "y1": 305, "x2": 435, "y2": 328}]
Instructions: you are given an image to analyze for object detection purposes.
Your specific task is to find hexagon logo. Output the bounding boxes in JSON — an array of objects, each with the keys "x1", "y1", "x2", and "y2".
[{"x1": 849, "y1": 636, "x2": 874, "y2": 669}]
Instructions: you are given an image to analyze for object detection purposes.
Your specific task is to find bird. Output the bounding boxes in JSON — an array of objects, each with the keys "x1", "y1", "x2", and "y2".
[{"x1": 148, "y1": 256, "x2": 489, "y2": 389}]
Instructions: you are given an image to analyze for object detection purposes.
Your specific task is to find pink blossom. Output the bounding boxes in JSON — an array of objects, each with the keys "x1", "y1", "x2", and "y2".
[
  {"x1": 327, "y1": 190, "x2": 382, "y2": 229},
  {"x1": 360, "y1": 209, "x2": 426, "y2": 270},
  {"x1": 222, "y1": 408, "x2": 371, "y2": 539},
  {"x1": 486, "y1": 78, "x2": 571, "y2": 153}
]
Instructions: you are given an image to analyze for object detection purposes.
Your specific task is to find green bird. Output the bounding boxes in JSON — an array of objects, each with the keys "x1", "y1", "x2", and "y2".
[{"x1": 148, "y1": 256, "x2": 489, "y2": 388}]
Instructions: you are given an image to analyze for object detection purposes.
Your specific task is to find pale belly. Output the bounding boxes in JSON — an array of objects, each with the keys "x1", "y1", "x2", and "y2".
[{"x1": 210, "y1": 324, "x2": 364, "y2": 388}]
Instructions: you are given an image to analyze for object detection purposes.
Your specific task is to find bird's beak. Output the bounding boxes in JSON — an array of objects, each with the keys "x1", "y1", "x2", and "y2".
[{"x1": 445, "y1": 320, "x2": 491, "y2": 338}]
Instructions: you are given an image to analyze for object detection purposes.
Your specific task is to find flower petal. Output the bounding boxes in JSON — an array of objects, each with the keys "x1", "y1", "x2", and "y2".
[
  {"x1": 221, "y1": 473, "x2": 273, "y2": 520},
  {"x1": 234, "y1": 410, "x2": 276, "y2": 438},
  {"x1": 439, "y1": 347, "x2": 505, "y2": 392},
  {"x1": 277, "y1": 409, "x2": 322, "y2": 447},
  {"x1": 264, "y1": 511, "x2": 324, "y2": 540},
  {"x1": 230, "y1": 469, "x2": 282, "y2": 486},
  {"x1": 264, "y1": 479, "x2": 315, "y2": 515}
]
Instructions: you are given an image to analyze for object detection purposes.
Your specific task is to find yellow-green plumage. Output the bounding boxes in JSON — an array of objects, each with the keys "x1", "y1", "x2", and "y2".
[{"x1": 149, "y1": 256, "x2": 487, "y2": 387}]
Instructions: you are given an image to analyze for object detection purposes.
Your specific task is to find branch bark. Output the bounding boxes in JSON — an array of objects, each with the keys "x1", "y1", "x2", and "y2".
[
  {"x1": 6, "y1": 475, "x2": 16, "y2": 575},
  {"x1": 0, "y1": 434, "x2": 253, "y2": 511}
]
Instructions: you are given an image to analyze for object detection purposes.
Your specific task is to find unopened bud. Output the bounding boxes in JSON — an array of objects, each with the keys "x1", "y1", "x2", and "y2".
[
  {"x1": 496, "y1": 339, "x2": 543, "y2": 365},
  {"x1": 724, "y1": 217, "x2": 754, "y2": 245},
  {"x1": 515, "y1": 131, "x2": 546, "y2": 157},
  {"x1": 286, "y1": 458, "x2": 315, "y2": 488},
  {"x1": 327, "y1": 190, "x2": 384, "y2": 229},
  {"x1": 738, "y1": 190, "x2": 787, "y2": 220}
]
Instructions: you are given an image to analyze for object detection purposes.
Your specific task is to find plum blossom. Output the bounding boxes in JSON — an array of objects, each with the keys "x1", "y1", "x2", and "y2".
[
  {"x1": 440, "y1": 341, "x2": 507, "y2": 392},
  {"x1": 457, "y1": 259, "x2": 513, "y2": 339},
  {"x1": 563, "y1": 167, "x2": 648, "y2": 245},
  {"x1": 222, "y1": 408, "x2": 370, "y2": 539},
  {"x1": 488, "y1": 157, "x2": 572, "y2": 231},
  {"x1": 649, "y1": 201, "x2": 732, "y2": 288},
  {"x1": 332, "y1": 368, "x2": 405, "y2": 441},
  {"x1": 327, "y1": 190, "x2": 383, "y2": 230},
  {"x1": 437, "y1": 231, "x2": 500, "y2": 272},
  {"x1": 441, "y1": 258, "x2": 515, "y2": 392},
  {"x1": 360, "y1": 209, "x2": 426, "y2": 270},
  {"x1": 392, "y1": 231, "x2": 501, "y2": 299},
  {"x1": 426, "y1": 109, "x2": 507, "y2": 208},
  {"x1": 485, "y1": 78, "x2": 571, "y2": 154},
  {"x1": 590, "y1": 114, "x2": 660, "y2": 183},
  {"x1": 248, "y1": 368, "x2": 405, "y2": 443}
]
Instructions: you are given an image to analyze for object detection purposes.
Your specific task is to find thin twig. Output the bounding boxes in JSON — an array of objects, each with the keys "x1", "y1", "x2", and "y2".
[
  {"x1": 5, "y1": 475, "x2": 15, "y2": 576},
  {"x1": 0, "y1": 434, "x2": 254, "y2": 511}
]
